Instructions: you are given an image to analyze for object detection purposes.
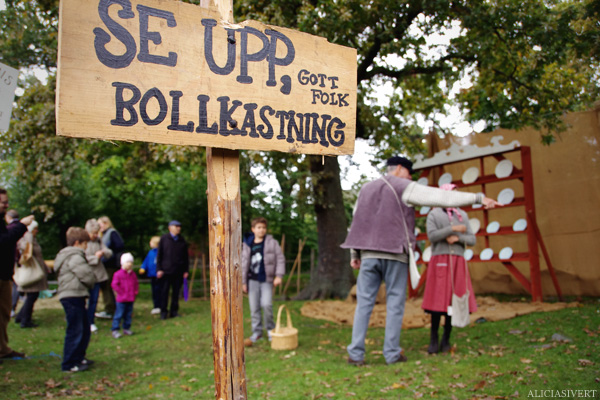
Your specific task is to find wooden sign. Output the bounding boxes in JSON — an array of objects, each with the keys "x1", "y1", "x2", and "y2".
[
  {"x1": 0, "y1": 61, "x2": 19, "y2": 133},
  {"x1": 56, "y1": 0, "x2": 357, "y2": 155}
]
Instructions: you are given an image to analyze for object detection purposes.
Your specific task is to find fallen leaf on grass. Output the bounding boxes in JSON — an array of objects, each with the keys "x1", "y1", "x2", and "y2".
[
  {"x1": 391, "y1": 382, "x2": 407, "y2": 389},
  {"x1": 473, "y1": 380, "x2": 487, "y2": 390},
  {"x1": 319, "y1": 340, "x2": 331, "y2": 345},
  {"x1": 583, "y1": 328, "x2": 597, "y2": 337},
  {"x1": 520, "y1": 358, "x2": 532, "y2": 364},
  {"x1": 346, "y1": 392, "x2": 356, "y2": 396},
  {"x1": 45, "y1": 379, "x2": 61, "y2": 389},
  {"x1": 160, "y1": 376, "x2": 170, "y2": 381},
  {"x1": 180, "y1": 385, "x2": 191, "y2": 391},
  {"x1": 578, "y1": 359, "x2": 594, "y2": 366}
]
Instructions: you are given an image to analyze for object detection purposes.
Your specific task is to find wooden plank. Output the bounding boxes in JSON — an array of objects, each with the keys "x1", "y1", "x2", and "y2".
[
  {"x1": 528, "y1": 211, "x2": 563, "y2": 301},
  {"x1": 56, "y1": 0, "x2": 356, "y2": 155},
  {"x1": 521, "y1": 147, "x2": 542, "y2": 301},
  {"x1": 207, "y1": 147, "x2": 246, "y2": 400},
  {"x1": 501, "y1": 262, "x2": 532, "y2": 294}
]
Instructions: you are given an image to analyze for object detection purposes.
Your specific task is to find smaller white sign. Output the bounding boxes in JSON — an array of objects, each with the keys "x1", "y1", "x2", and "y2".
[{"x1": 0, "y1": 61, "x2": 19, "y2": 133}]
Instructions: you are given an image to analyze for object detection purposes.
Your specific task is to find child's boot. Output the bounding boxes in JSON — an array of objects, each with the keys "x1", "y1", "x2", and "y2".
[
  {"x1": 440, "y1": 316, "x2": 452, "y2": 353},
  {"x1": 428, "y1": 313, "x2": 441, "y2": 354},
  {"x1": 428, "y1": 330, "x2": 439, "y2": 354}
]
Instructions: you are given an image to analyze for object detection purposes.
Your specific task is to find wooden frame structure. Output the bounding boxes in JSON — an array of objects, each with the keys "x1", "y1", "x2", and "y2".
[{"x1": 410, "y1": 146, "x2": 562, "y2": 302}]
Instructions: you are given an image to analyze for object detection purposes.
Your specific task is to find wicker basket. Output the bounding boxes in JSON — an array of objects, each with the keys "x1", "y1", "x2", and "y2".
[{"x1": 269, "y1": 305, "x2": 298, "y2": 350}]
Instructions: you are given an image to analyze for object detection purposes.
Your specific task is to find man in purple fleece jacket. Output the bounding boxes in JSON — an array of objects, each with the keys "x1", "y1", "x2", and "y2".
[{"x1": 341, "y1": 156, "x2": 500, "y2": 366}]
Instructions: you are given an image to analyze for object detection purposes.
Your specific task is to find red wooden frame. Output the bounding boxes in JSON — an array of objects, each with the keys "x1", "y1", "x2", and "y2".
[{"x1": 409, "y1": 146, "x2": 562, "y2": 302}]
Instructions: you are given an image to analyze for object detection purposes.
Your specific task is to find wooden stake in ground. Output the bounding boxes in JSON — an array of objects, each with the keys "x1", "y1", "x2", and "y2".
[
  {"x1": 207, "y1": 147, "x2": 246, "y2": 399},
  {"x1": 188, "y1": 256, "x2": 199, "y2": 299}
]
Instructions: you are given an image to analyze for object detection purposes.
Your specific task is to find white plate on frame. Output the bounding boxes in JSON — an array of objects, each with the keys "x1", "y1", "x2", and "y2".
[
  {"x1": 417, "y1": 177, "x2": 429, "y2": 186},
  {"x1": 486, "y1": 221, "x2": 500, "y2": 234},
  {"x1": 480, "y1": 248, "x2": 494, "y2": 260},
  {"x1": 497, "y1": 188, "x2": 515, "y2": 205},
  {"x1": 462, "y1": 167, "x2": 479, "y2": 184},
  {"x1": 422, "y1": 247, "x2": 432, "y2": 262},
  {"x1": 499, "y1": 247, "x2": 513, "y2": 260},
  {"x1": 464, "y1": 249, "x2": 474, "y2": 261},
  {"x1": 438, "y1": 172, "x2": 453, "y2": 187},
  {"x1": 495, "y1": 159, "x2": 513, "y2": 178},
  {"x1": 419, "y1": 206, "x2": 431, "y2": 215},
  {"x1": 513, "y1": 218, "x2": 527, "y2": 232},
  {"x1": 469, "y1": 218, "x2": 481, "y2": 234}
]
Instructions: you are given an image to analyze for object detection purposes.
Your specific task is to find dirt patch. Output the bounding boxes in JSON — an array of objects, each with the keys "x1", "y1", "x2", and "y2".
[{"x1": 300, "y1": 285, "x2": 578, "y2": 329}]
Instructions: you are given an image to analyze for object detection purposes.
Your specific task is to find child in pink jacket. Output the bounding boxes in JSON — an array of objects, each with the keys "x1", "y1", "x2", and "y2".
[{"x1": 111, "y1": 253, "x2": 139, "y2": 338}]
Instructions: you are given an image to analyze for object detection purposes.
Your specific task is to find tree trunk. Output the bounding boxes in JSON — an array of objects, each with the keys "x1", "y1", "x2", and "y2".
[{"x1": 296, "y1": 156, "x2": 353, "y2": 300}]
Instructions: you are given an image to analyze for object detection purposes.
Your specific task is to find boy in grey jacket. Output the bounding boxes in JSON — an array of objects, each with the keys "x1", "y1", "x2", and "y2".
[
  {"x1": 54, "y1": 227, "x2": 96, "y2": 372},
  {"x1": 242, "y1": 217, "x2": 285, "y2": 345}
]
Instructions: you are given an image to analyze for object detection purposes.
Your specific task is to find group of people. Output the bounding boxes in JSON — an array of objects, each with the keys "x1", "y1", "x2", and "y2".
[
  {"x1": 2, "y1": 154, "x2": 499, "y2": 371},
  {"x1": 342, "y1": 156, "x2": 500, "y2": 365},
  {"x1": 55, "y1": 218, "x2": 190, "y2": 371},
  {"x1": 0, "y1": 187, "x2": 191, "y2": 371}
]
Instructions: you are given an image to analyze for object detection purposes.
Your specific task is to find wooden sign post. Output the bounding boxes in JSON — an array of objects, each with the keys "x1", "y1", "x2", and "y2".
[{"x1": 56, "y1": 0, "x2": 357, "y2": 398}]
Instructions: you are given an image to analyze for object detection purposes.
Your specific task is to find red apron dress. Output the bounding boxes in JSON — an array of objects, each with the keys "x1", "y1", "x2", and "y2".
[{"x1": 421, "y1": 254, "x2": 477, "y2": 314}]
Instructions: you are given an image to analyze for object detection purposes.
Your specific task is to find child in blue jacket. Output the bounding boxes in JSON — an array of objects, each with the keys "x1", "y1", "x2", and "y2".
[{"x1": 140, "y1": 236, "x2": 160, "y2": 315}]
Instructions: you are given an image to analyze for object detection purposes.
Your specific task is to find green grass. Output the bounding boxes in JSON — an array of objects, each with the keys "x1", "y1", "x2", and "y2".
[{"x1": 1, "y1": 286, "x2": 599, "y2": 399}]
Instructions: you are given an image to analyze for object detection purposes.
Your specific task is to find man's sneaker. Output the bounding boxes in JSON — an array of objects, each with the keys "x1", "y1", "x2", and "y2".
[
  {"x1": 387, "y1": 352, "x2": 408, "y2": 365},
  {"x1": 112, "y1": 330, "x2": 122, "y2": 339},
  {"x1": 267, "y1": 331, "x2": 273, "y2": 342},
  {"x1": 63, "y1": 363, "x2": 89, "y2": 373},
  {"x1": 150, "y1": 308, "x2": 161, "y2": 315},
  {"x1": 123, "y1": 329, "x2": 133, "y2": 336},
  {"x1": 95, "y1": 311, "x2": 112, "y2": 319},
  {"x1": 347, "y1": 357, "x2": 366, "y2": 366},
  {"x1": 81, "y1": 358, "x2": 95, "y2": 367},
  {"x1": 90, "y1": 324, "x2": 98, "y2": 333}
]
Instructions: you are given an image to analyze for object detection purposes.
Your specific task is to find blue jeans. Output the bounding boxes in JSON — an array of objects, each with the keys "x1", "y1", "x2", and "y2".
[
  {"x1": 347, "y1": 258, "x2": 408, "y2": 364},
  {"x1": 87, "y1": 283, "x2": 101, "y2": 325},
  {"x1": 248, "y1": 280, "x2": 274, "y2": 337},
  {"x1": 112, "y1": 302, "x2": 133, "y2": 331},
  {"x1": 60, "y1": 297, "x2": 91, "y2": 371},
  {"x1": 150, "y1": 277, "x2": 161, "y2": 309}
]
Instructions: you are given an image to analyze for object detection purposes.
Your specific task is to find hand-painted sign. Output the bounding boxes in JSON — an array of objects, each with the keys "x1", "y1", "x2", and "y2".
[
  {"x1": 0, "y1": 61, "x2": 19, "y2": 133},
  {"x1": 56, "y1": 0, "x2": 357, "y2": 155}
]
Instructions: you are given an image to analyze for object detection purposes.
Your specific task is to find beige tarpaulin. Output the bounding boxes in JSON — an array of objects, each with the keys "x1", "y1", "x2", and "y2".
[
  {"x1": 300, "y1": 285, "x2": 578, "y2": 329},
  {"x1": 420, "y1": 105, "x2": 600, "y2": 297}
]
